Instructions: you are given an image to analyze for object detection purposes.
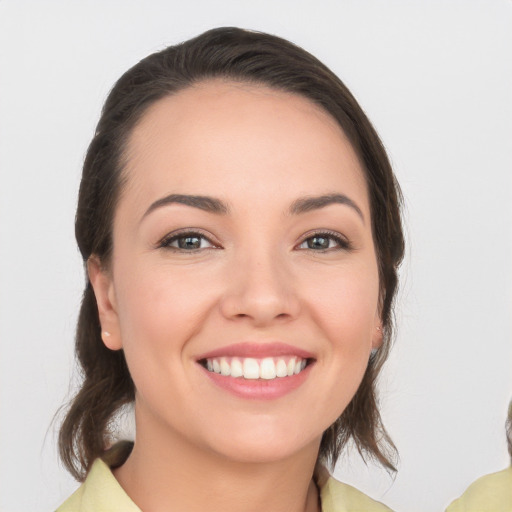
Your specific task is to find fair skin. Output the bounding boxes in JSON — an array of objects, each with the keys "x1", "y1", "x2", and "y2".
[{"x1": 89, "y1": 81, "x2": 382, "y2": 512}]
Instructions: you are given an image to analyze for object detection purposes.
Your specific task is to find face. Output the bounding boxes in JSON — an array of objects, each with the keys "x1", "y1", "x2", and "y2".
[{"x1": 90, "y1": 81, "x2": 382, "y2": 464}]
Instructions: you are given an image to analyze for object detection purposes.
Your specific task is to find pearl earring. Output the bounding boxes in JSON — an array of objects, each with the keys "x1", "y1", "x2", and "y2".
[{"x1": 103, "y1": 331, "x2": 111, "y2": 337}]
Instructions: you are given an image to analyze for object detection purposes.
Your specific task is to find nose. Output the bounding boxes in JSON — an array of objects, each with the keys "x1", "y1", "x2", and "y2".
[{"x1": 219, "y1": 251, "x2": 301, "y2": 327}]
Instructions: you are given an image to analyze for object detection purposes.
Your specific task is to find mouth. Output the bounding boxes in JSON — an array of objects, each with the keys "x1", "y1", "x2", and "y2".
[
  {"x1": 195, "y1": 342, "x2": 315, "y2": 399},
  {"x1": 199, "y1": 355, "x2": 312, "y2": 380}
]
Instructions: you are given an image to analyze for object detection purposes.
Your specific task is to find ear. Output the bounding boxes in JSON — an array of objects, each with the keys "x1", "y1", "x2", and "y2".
[
  {"x1": 87, "y1": 256, "x2": 123, "y2": 351},
  {"x1": 372, "y1": 315, "x2": 384, "y2": 350}
]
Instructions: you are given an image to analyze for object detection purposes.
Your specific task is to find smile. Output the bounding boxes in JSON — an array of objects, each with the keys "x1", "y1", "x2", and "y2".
[
  {"x1": 196, "y1": 343, "x2": 315, "y2": 399},
  {"x1": 202, "y1": 356, "x2": 308, "y2": 380}
]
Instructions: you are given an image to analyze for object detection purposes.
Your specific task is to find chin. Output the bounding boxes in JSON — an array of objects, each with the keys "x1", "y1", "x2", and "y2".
[
  {"x1": 216, "y1": 443, "x2": 312, "y2": 465},
  {"x1": 205, "y1": 425, "x2": 321, "y2": 465}
]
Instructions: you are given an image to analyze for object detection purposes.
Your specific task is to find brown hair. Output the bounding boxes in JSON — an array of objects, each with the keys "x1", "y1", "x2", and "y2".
[{"x1": 59, "y1": 27, "x2": 404, "y2": 481}]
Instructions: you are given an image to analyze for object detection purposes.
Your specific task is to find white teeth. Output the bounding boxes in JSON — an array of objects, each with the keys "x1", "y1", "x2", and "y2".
[
  {"x1": 220, "y1": 357, "x2": 230, "y2": 376},
  {"x1": 231, "y1": 358, "x2": 243, "y2": 378},
  {"x1": 287, "y1": 357, "x2": 296, "y2": 376},
  {"x1": 260, "y1": 357, "x2": 276, "y2": 380},
  {"x1": 204, "y1": 356, "x2": 309, "y2": 380},
  {"x1": 276, "y1": 359, "x2": 288, "y2": 377},
  {"x1": 243, "y1": 358, "x2": 260, "y2": 379}
]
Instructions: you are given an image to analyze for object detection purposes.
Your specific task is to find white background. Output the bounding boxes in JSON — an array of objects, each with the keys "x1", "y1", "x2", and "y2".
[{"x1": 0, "y1": 1, "x2": 511, "y2": 511}]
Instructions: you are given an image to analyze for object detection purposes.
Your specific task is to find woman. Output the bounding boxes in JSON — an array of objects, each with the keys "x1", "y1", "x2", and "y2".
[{"x1": 57, "y1": 27, "x2": 404, "y2": 512}]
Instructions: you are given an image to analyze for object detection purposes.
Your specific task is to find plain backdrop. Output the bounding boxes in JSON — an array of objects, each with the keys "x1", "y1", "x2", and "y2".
[{"x1": 0, "y1": 1, "x2": 511, "y2": 511}]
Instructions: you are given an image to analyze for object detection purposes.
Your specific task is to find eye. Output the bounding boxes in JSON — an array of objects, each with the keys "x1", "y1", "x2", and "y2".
[
  {"x1": 158, "y1": 231, "x2": 218, "y2": 251},
  {"x1": 297, "y1": 231, "x2": 351, "y2": 251}
]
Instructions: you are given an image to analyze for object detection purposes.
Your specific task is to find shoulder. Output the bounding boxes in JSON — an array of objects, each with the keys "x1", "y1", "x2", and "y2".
[
  {"x1": 445, "y1": 466, "x2": 512, "y2": 512},
  {"x1": 317, "y1": 467, "x2": 394, "y2": 512},
  {"x1": 56, "y1": 458, "x2": 141, "y2": 512}
]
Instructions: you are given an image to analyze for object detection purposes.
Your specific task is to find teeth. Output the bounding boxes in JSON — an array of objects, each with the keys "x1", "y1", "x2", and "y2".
[
  {"x1": 287, "y1": 357, "x2": 296, "y2": 376},
  {"x1": 220, "y1": 357, "x2": 230, "y2": 376},
  {"x1": 276, "y1": 359, "x2": 288, "y2": 377},
  {"x1": 260, "y1": 357, "x2": 276, "y2": 380},
  {"x1": 231, "y1": 358, "x2": 243, "y2": 378},
  {"x1": 204, "y1": 356, "x2": 308, "y2": 380},
  {"x1": 243, "y1": 358, "x2": 260, "y2": 379}
]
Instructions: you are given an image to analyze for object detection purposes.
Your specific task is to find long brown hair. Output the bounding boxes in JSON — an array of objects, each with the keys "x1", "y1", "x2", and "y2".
[{"x1": 59, "y1": 27, "x2": 404, "y2": 481}]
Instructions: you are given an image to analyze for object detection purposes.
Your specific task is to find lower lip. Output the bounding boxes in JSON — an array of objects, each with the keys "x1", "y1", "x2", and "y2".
[{"x1": 200, "y1": 364, "x2": 313, "y2": 400}]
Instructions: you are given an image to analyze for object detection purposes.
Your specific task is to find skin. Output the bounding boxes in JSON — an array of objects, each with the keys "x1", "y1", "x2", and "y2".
[{"x1": 89, "y1": 81, "x2": 383, "y2": 512}]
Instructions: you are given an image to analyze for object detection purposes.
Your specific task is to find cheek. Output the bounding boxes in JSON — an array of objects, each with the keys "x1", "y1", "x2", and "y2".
[
  {"x1": 110, "y1": 263, "x2": 211, "y2": 410},
  {"x1": 301, "y1": 263, "x2": 380, "y2": 342},
  {"x1": 112, "y1": 260, "x2": 219, "y2": 354},
  {"x1": 294, "y1": 271, "x2": 379, "y2": 435}
]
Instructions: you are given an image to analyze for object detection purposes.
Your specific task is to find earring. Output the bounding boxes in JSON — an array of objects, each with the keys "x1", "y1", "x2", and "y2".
[{"x1": 103, "y1": 331, "x2": 111, "y2": 337}]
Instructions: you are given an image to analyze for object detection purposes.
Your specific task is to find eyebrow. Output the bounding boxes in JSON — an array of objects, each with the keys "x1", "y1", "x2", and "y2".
[
  {"x1": 142, "y1": 192, "x2": 364, "y2": 223},
  {"x1": 289, "y1": 194, "x2": 365, "y2": 222},
  {"x1": 142, "y1": 194, "x2": 230, "y2": 220}
]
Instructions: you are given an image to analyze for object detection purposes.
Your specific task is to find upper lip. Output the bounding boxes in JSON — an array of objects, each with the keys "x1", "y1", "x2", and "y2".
[{"x1": 196, "y1": 342, "x2": 315, "y2": 361}]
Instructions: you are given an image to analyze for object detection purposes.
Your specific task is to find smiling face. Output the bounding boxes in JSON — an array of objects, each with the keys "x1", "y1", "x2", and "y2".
[{"x1": 89, "y1": 81, "x2": 382, "y2": 464}]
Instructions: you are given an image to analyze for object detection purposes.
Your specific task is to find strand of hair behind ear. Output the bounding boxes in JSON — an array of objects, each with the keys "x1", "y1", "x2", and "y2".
[{"x1": 58, "y1": 284, "x2": 134, "y2": 481}]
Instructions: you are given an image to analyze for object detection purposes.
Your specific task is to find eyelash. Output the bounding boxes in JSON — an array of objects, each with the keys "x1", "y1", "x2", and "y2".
[
  {"x1": 157, "y1": 229, "x2": 351, "y2": 253},
  {"x1": 296, "y1": 230, "x2": 352, "y2": 252},
  {"x1": 157, "y1": 230, "x2": 218, "y2": 252}
]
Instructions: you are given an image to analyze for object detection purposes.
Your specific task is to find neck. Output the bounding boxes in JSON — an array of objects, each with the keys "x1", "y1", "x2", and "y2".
[{"x1": 113, "y1": 411, "x2": 322, "y2": 512}]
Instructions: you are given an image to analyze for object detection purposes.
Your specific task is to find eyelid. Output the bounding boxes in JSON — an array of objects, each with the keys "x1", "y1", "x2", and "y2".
[
  {"x1": 156, "y1": 228, "x2": 221, "y2": 250},
  {"x1": 295, "y1": 229, "x2": 352, "y2": 251}
]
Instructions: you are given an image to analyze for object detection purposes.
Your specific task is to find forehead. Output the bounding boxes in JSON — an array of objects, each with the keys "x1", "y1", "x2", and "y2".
[{"x1": 121, "y1": 80, "x2": 368, "y2": 215}]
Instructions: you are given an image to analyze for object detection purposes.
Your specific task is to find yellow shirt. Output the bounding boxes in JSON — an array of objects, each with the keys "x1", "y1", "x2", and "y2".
[
  {"x1": 446, "y1": 467, "x2": 512, "y2": 512},
  {"x1": 57, "y1": 459, "x2": 393, "y2": 512}
]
